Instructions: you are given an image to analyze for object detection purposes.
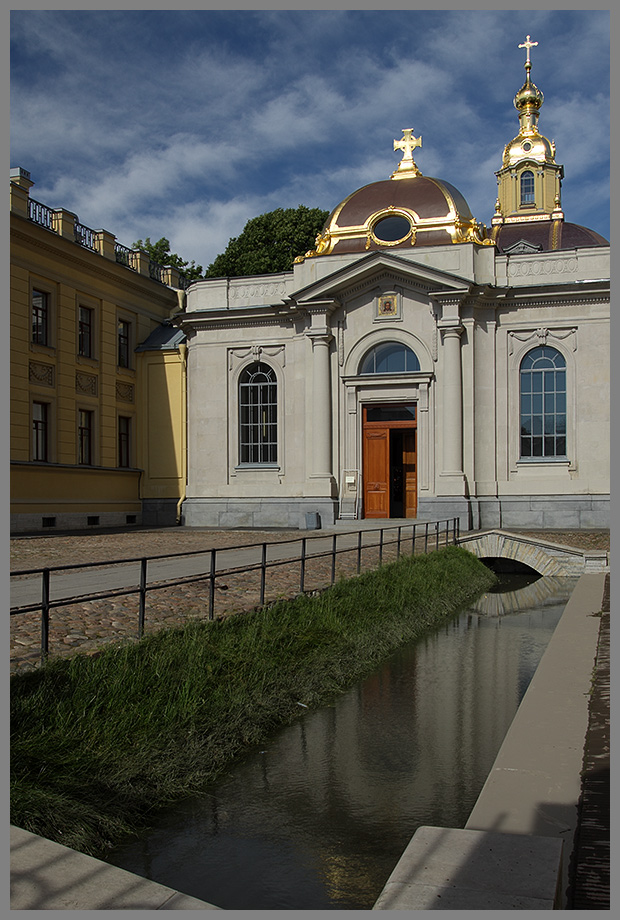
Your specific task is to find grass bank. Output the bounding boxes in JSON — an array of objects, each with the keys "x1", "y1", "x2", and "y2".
[{"x1": 11, "y1": 546, "x2": 496, "y2": 857}]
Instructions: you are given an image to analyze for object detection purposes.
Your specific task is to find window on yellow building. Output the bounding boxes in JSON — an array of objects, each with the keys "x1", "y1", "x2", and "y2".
[
  {"x1": 78, "y1": 409, "x2": 94, "y2": 465},
  {"x1": 118, "y1": 415, "x2": 131, "y2": 467},
  {"x1": 32, "y1": 402, "x2": 49, "y2": 461},
  {"x1": 32, "y1": 290, "x2": 49, "y2": 345},
  {"x1": 78, "y1": 306, "x2": 94, "y2": 357},
  {"x1": 118, "y1": 319, "x2": 131, "y2": 368}
]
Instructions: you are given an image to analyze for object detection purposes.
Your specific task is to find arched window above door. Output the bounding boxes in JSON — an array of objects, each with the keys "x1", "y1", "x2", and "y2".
[{"x1": 359, "y1": 341, "x2": 420, "y2": 375}]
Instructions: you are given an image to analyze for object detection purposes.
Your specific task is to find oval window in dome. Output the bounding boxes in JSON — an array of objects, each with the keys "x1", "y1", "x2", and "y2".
[{"x1": 372, "y1": 215, "x2": 412, "y2": 243}]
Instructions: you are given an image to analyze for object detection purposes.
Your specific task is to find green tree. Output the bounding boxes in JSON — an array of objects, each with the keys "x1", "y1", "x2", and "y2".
[
  {"x1": 133, "y1": 237, "x2": 204, "y2": 281},
  {"x1": 204, "y1": 205, "x2": 329, "y2": 278}
]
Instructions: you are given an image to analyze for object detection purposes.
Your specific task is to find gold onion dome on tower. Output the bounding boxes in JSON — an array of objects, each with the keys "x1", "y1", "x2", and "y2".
[{"x1": 502, "y1": 35, "x2": 553, "y2": 168}]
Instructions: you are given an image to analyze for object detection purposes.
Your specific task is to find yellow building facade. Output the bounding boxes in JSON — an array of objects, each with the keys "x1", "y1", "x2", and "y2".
[{"x1": 10, "y1": 167, "x2": 187, "y2": 533}]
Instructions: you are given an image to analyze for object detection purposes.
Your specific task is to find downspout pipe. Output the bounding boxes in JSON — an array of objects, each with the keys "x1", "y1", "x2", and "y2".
[{"x1": 176, "y1": 340, "x2": 188, "y2": 525}]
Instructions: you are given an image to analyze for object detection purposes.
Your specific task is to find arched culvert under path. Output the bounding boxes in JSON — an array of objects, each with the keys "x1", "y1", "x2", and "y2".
[{"x1": 457, "y1": 530, "x2": 605, "y2": 576}]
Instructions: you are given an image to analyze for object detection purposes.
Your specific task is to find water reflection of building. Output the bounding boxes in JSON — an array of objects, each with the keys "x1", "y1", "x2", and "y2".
[
  {"x1": 247, "y1": 578, "x2": 568, "y2": 902},
  {"x1": 470, "y1": 575, "x2": 577, "y2": 616}
]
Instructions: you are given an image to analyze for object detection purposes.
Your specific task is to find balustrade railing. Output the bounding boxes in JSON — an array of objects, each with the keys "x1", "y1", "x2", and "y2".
[
  {"x1": 10, "y1": 519, "x2": 459, "y2": 665},
  {"x1": 114, "y1": 242, "x2": 136, "y2": 270},
  {"x1": 28, "y1": 198, "x2": 55, "y2": 231},
  {"x1": 74, "y1": 221, "x2": 97, "y2": 251},
  {"x1": 24, "y1": 197, "x2": 175, "y2": 285}
]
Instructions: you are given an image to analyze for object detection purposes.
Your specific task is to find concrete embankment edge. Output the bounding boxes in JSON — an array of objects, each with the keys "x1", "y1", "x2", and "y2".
[
  {"x1": 10, "y1": 825, "x2": 221, "y2": 910},
  {"x1": 372, "y1": 571, "x2": 605, "y2": 910}
]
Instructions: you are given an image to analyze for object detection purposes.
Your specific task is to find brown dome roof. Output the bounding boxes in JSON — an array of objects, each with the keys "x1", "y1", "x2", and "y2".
[
  {"x1": 302, "y1": 175, "x2": 489, "y2": 259},
  {"x1": 492, "y1": 220, "x2": 608, "y2": 253}
]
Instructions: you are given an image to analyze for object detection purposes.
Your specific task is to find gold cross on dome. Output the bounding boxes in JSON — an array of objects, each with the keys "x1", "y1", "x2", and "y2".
[
  {"x1": 394, "y1": 128, "x2": 422, "y2": 162},
  {"x1": 519, "y1": 34, "x2": 538, "y2": 65}
]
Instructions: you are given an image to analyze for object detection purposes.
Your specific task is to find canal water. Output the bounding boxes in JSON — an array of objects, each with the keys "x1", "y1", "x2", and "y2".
[{"x1": 106, "y1": 573, "x2": 577, "y2": 910}]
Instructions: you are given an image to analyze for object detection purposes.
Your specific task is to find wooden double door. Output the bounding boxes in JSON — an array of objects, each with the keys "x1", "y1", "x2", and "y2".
[{"x1": 362, "y1": 404, "x2": 417, "y2": 519}]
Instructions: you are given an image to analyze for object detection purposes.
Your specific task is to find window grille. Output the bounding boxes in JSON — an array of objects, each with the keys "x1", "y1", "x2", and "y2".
[
  {"x1": 520, "y1": 346, "x2": 566, "y2": 458},
  {"x1": 239, "y1": 363, "x2": 278, "y2": 464}
]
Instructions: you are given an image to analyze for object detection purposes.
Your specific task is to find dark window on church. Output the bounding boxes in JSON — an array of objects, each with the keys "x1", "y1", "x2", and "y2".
[
  {"x1": 520, "y1": 346, "x2": 566, "y2": 459},
  {"x1": 239, "y1": 362, "x2": 278, "y2": 464},
  {"x1": 360, "y1": 342, "x2": 420, "y2": 374},
  {"x1": 520, "y1": 170, "x2": 535, "y2": 205},
  {"x1": 372, "y1": 215, "x2": 412, "y2": 243}
]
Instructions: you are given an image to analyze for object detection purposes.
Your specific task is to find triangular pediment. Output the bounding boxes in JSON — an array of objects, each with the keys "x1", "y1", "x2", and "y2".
[
  {"x1": 289, "y1": 251, "x2": 473, "y2": 306},
  {"x1": 502, "y1": 239, "x2": 543, "y2": 255}
]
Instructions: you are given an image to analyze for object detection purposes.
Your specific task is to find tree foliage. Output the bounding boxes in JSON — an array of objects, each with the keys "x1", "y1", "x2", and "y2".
[
  {"x1": 203, "y1": 205, "x2": 329, "y2": 278},
  {"x1": 133, "y1": 237, "x2": 204, "y2": 281}
]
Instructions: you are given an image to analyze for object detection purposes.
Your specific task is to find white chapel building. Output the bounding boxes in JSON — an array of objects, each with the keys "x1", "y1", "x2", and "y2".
[{"x1": 177, "y1": 41, "x2": 609, "y2": 532}]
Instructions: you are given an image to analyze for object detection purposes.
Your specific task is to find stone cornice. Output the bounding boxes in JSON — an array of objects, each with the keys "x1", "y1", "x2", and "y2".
[{"x1": 11, "y1": 222, "x2": 177, "y2": 308}]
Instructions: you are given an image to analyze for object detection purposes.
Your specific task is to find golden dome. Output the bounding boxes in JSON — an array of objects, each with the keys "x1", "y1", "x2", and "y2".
[
  {"x1": 514, "y1": 77, "x2": 544, "y2": 112},
  {"x1": 502, "y1": 131, "x2": 553, "y2": 168}
]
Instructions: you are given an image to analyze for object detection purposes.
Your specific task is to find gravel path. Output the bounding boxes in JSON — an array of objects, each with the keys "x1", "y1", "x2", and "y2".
[{"x1": 10, "y1": 527, "x2": 610, "y2": 674}]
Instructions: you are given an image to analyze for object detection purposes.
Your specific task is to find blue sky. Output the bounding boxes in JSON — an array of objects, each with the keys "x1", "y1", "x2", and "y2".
[{"x1": 10, "y1": 9, "x2": 610, "y2": 270}]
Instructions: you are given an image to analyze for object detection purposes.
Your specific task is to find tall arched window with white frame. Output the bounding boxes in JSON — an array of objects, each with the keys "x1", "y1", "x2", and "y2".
[
  {"x1": 520, "y1": 170, "x2": 535, "y2": 206},
  {"x1": 239, "y1": 362, "x2": 278, "y2": 464},
  {"x1": 520, "y1": 346, "x2": 566, "y2": 458}
]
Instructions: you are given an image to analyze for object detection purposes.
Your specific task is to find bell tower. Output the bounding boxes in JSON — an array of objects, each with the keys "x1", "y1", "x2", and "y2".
[{"x1": 492, "y1": 35, "x2": 564, "y2": 229}]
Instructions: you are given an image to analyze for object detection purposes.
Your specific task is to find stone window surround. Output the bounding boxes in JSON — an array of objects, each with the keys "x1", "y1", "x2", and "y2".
[
  {"x1": 228, "y1": 346, "x2": 286, "y2": 478},
  {"x1": 508, "y1": 331, "x2": 576, "y2": 476}
]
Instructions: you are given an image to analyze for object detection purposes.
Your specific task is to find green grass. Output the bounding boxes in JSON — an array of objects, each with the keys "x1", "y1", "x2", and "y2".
[{"x1": 11, "y1": 546, "x2": 496, "y2": 857}]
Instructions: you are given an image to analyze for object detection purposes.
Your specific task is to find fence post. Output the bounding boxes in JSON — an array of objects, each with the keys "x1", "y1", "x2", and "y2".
[
  {"x1": 260, "y1": 542, "x2": 267, "y2": 606},
  {"x1": 435, "y1": 520, "x2": 440, "y2": 551},
  {"x1": 424, "y1": 521, "x2": 429, "y2": 553},
  {"x1": 40, "y1": 568, "x2": 50, "y2": 664},
  {"x1": 379, "y1": 528, "x2": 384, "y2": 565},
  {"x1": 397, "y1": 526, "x2": 402, "y2": 559},
  {"x1": 412, "y1": 523, "x2": 416, "y2": 555},
  {"x1": 138, "y1": 558, "x2": 147, "y2": 638},
  {"x1": 208, "y1": 549, "x2": 216, "y2": 620},
  {"x1": 300, "y1": 538, "x2": 307, "y2": 593},
  {"x1": 331, "y1": 534, "x2": 337, "y2": 585},
  {"x1": 357, "y1": 530, "x2": 362, "y2": 574}
]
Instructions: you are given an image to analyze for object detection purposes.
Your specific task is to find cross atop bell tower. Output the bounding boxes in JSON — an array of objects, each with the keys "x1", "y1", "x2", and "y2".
[
  {"x1": 391, "y1": 128, "x2": 422, "y2": 179},
  {"x1": 519, "y1": 34, "x2": 538, "y2": 68}
]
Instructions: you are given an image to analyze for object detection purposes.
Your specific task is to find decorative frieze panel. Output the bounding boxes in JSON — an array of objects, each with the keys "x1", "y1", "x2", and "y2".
[
  {"x1": 508, "y1": 327, "x2": 577, "y2": 355},
  {"x1": 29, "y1": 362, "x2": 54, "y2": 387},
  {"x1": 228, "y1": 344, "x2": 286, "y2": 371},
  {"x1": 228, "y1": 280, "x2": 290, "y2": 302},
  {"x1": 76, "y1": 371, "x2": 98, "y2": 396},
  {"x1": 507, "y1": 256, "x2": 578, "y2": 278},
  {"x1": 116, "y1": 381, "x2": 135, "y2": 402}
]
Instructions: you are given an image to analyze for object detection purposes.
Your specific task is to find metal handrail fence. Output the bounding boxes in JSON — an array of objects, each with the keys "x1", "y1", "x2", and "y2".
[{"x1": 11, "y1": 518, "x2": 459, "y2": 665}]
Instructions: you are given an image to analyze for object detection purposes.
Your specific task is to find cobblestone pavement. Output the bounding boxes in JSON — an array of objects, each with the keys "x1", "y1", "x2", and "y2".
[
  {"x1": 568, "y1": 574, "x2": 610, "y2": 909},
  {"x1": 10, "y1": 527, "x2": 610, "y2": 674}
]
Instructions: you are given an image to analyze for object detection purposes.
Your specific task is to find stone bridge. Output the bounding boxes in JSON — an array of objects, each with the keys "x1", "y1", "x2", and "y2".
[{"x1": 457, "y1": 530, "x2": 608, "y2": 576}]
